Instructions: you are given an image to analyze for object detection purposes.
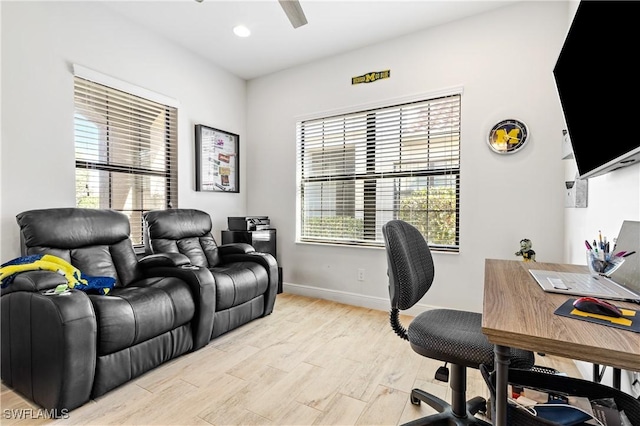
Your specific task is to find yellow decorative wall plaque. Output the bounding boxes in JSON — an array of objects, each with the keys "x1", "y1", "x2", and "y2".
[{"x1": 352, "y1": 70, "x2": 390, "y2": 85}]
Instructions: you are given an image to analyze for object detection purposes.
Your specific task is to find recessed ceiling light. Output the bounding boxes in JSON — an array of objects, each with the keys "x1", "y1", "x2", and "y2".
[{"x1": 233, "y1": 25, "x2": 251, "y2": 38}]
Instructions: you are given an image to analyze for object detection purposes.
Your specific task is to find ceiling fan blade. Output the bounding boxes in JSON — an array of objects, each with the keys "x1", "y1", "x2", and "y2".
[{"x1": 278, "y1": 0, "x2": 308, "y2": 28}]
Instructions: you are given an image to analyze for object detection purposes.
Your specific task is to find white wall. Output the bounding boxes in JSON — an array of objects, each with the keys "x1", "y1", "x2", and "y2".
[
  {"x1": 564, "y1": 165, "x2": 640, "y2": 264},
  {"x1": 246, "y1": 1, "x2": 570, "y2": 313},
  {"x1": 1, "y1": 2, "x2": 247, "y2": 259}
]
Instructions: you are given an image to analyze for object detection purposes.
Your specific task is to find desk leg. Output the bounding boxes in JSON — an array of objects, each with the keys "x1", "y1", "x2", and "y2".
[
  {"x1": 613, "y1": 368, "x2": 621, "y2": 390},
  {"x1": 494, "y1": 345, "x2": 511, "y2": 426}
]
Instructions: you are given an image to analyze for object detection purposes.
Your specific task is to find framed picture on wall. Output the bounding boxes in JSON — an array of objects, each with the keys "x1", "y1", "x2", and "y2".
[{"x1": 195, "y1": 124, "x2": 239, "y2": 192}]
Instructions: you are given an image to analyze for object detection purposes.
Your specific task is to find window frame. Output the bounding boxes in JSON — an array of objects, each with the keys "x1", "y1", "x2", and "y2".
[
  {"x1": 295, "y1": 89, "x2": 462, "y2": 252},
  {"x1": 73, "y1": 65, "x2": 179, "y2": 247}
]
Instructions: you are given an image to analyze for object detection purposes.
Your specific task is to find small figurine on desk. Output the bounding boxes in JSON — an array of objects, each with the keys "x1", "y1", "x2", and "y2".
[{"x1": 515, "y1": 238, "x2": 536, "y2": 262}]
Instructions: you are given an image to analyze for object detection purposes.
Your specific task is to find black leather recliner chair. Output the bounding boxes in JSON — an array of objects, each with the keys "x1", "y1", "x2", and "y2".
[
  {"x1": 1, "y1": 208, "x2": 215, "y2": 411},
  {"x1": 143, "y1": 209, "x2": 278, "y2": 339}
]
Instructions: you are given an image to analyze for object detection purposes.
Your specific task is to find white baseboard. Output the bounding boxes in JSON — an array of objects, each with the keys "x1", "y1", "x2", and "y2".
[{"x1": 282, "y1": 281, "x2": 434, "y2": 316}]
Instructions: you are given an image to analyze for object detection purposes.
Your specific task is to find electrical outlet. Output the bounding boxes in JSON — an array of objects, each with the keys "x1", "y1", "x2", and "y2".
[{"x1": 357, "y1": 268, "x2": 365, "y2": 281}]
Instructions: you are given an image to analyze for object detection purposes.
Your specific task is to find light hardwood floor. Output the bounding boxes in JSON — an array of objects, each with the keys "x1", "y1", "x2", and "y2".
[{"x1": 1, "y1": 293, "x2": 581, "y2": 425}]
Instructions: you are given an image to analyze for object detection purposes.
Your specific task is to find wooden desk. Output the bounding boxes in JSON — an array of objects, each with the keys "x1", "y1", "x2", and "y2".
[{"x1": 482, "y1": 259, "x2": 640, "y2": 426}]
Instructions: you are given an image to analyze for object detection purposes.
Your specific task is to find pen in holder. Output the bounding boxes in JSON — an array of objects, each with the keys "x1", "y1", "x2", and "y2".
[{"x1": 586, "y1": 250, "x2": 625, "y2": 276}]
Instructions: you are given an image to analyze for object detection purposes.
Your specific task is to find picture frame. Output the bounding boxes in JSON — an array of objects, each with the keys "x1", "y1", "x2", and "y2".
[{"x1": 195, "y1": 124, "x2": 239, "y2": 192}]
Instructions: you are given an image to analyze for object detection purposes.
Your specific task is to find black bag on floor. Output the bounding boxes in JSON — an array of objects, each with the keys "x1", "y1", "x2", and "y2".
[{"x1": 481, "y1": 366, "x2": 640, "y2": 426}]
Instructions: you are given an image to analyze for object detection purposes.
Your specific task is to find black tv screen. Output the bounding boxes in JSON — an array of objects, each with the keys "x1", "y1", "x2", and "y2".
[{"x1": 553, "y1": 1, "x2": 640, "y2": 179}]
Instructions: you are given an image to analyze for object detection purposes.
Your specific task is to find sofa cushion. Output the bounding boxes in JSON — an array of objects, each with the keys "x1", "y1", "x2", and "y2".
[
  {"x1": 89, "y1": 277, "x2": 195, "y2": 356},
  {"x1": 211, "y1": 262, "x2": 269, "y2": 311}
]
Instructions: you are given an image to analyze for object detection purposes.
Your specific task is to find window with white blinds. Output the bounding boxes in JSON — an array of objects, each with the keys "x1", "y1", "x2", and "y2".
[
  {"x1": 296, "y1": 94, "x2": 460, "y2": 251},
  {"x1": 74, "y1": 76, "x2": 178, "y2": 245}
]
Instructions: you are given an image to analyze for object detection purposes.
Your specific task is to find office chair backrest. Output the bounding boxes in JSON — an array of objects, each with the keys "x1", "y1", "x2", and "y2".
[{"x1": 382, "y1": 220, "x2": 435, "y2": 311}]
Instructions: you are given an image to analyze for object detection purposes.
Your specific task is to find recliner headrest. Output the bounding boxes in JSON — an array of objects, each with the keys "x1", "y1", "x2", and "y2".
[
  {"x1": 17, "y1": 208, "x2": 130, "y2": 249},
  {"x1": 144, "y1": 209, "x2": 212, "y2": 240}
]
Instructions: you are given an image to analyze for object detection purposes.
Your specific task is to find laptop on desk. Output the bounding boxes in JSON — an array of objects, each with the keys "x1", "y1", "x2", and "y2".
[{"x1": 529, "y1": 220, "x2": 640, "y2": 302}]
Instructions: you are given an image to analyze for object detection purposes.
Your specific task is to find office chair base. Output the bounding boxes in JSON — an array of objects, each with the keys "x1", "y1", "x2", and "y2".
[
  {"x1": 465, "y1": 396, "x2": 487, "y2": 416},
  {"x1": 404, "y1": 389, "x2": 490, "y2": 426}
]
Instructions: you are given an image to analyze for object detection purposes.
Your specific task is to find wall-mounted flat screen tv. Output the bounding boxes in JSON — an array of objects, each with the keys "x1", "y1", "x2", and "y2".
[{"x1": 553, "y1": 0, "x2": 640, "y2": 179}]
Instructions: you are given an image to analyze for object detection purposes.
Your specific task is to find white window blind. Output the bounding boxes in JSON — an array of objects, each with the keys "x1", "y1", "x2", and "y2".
[
  {"x1": 74, "y1": 76, "x2": 178, "y2": 245},
  {"x1": 296, "y1": 94, "x2": 460, "y2": 251}
]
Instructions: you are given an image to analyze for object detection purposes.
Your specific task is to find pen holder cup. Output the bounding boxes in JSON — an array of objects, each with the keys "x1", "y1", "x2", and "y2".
[{"x1": 586, "y1": 250, "x2": 624, "y2": 276}]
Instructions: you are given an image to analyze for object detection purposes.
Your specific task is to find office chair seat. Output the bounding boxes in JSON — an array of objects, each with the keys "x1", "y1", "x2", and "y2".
[
  {"x1": 382, "y1": 220, "x2": 535, "y2": 426},
  {"x1": 408, "y1": 309, "x2": 534, "y2": 371}
]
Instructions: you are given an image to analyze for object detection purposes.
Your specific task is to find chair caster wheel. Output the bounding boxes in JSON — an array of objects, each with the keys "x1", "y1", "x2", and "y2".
[{"x1": 467, "y1": 395, "x2": 487, "y2": 416}]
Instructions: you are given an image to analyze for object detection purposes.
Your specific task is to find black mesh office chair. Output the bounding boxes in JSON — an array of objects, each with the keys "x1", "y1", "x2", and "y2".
[{"x1": 382, "y1": 220, "x2": 535, "y2": 425}]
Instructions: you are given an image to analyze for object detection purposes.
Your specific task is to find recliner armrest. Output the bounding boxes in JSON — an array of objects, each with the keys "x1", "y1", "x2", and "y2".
[
  {"x1": 219, "y1": 251, "x2": 279, "y2": 316},
  {"x1": 1, "y1": 290, "x2": 96, "y2": 411},
  {"x1": 141, "y1": 265, "x2": 215, "y2": 350},
  {"x1": 1, "y1": 270, "x2": 68, "y2": 296},
  {"x1": 138, "y1": 252, "x2": 191, "y2": 269},
  {"x1": 218, "y1": 243, "x2": 255, "y2": 256}
]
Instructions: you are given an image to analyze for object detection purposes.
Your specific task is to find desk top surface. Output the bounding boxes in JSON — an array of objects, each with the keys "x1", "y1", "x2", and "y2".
[{"x1": 482, "y1": 259, "x2": 640, "y2": 372}]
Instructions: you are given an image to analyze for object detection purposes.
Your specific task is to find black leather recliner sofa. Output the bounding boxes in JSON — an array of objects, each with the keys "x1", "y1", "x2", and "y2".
[
  {"x1": 1, "y1": 208, "x2": 216, "y2": 412},
  {"x1": 143, "y1": 209, "x2": 278, "y2": 339}
]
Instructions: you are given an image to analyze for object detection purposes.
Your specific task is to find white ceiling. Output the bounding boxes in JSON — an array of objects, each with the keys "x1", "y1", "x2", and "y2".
[{"x1": 103, "y1": 0, "x2": 517, "y2": 80}]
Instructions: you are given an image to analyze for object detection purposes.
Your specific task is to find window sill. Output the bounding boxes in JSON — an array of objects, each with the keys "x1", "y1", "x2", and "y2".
[{"x1": 295, "y1": 240, "x2": 459, "y2": 254}]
